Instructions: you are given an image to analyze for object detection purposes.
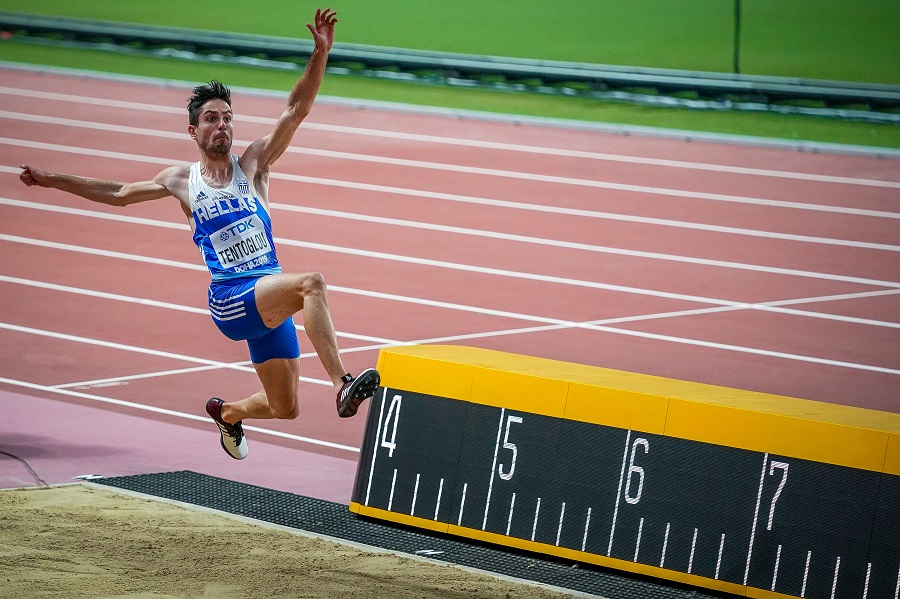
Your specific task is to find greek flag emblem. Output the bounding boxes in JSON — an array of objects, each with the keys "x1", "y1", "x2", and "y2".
[{"x1": 238, "y1": 179, "x2": 250, "y2": 195}]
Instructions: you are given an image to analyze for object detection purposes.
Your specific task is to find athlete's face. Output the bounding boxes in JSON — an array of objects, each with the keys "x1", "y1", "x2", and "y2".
[{"x1": 189, "y1": 99, "x2": 233, "y2": 155}]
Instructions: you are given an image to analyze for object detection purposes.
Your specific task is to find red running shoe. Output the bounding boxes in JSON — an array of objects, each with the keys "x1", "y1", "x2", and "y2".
[{"x1": 205, "y1": 398, "x2": 248, "y2": 460}]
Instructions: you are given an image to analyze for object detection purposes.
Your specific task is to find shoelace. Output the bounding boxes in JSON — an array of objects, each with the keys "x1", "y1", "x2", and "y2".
[{"x1": 216, "y1": 420, "x2": 243, "y2": 444}]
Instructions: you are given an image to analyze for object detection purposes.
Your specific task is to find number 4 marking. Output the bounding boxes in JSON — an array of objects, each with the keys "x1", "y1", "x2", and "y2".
[
  {"x1": 380, "y1": 394, "x2": 403, "y2": 457},
  {"x1": 767, "y1": 461, "x2": 789, "y2": 530}
]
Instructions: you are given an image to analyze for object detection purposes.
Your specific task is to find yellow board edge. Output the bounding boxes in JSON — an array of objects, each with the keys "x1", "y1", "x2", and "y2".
[
  {"x1": 377, "y1": 345, "x2": 900, "y2": 473},
  {"x1": 746, "y1": 588, "x2": 807, "y2": 599},
  {"x1": 351, "y1": 502, "x2": 450, "y2": 535},
  {"x1": 884, "y1": 433, "x2": 900, "y2": 476},
  {"x1": 350, "y1": 501, "x2": 748, "y2": 596},
  {"x1": 445, "y1": 524, "x2": 748, "y2": 597}
]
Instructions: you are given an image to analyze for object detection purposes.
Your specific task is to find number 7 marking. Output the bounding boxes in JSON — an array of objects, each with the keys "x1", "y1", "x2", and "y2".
[{"x1": 767, "y1": 461, "x2": 789, "y2": 530}]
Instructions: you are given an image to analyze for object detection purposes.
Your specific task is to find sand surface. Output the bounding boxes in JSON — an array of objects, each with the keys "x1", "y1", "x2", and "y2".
[{"x1": 1, "y1": 484, "x2": 581, "y2": 599}]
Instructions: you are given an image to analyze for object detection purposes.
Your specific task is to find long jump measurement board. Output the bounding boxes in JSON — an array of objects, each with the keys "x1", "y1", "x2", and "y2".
[{"x1": 349, "y1": 345, "x2": 900, "y2": 599}]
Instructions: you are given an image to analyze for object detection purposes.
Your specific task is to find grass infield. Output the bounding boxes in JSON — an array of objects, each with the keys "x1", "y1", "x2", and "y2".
[
  {"x1": 2, "y1": 39, "x2": 898, "y2": 149},
  {"x1": 1, "y1": 0, "x2": 897, "y2": 83}
]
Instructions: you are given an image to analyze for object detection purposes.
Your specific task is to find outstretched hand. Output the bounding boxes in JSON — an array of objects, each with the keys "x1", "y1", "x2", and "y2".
[{"x1": 306, "y1": 8, "x2": 337, "y2": 52}]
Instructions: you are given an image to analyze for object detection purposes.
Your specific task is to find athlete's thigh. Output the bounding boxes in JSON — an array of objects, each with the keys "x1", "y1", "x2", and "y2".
[
  {"x1": 253, "y1": 356, "x2": 301, "y2": 417},
  {"x1": 253, "y1": 272, "x2": 320, "y2": 328}
]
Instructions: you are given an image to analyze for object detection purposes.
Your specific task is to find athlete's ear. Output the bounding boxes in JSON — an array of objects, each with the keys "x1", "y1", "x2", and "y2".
[{"x1": 188, "y1": 125, "x2": 197, "y2": 140}]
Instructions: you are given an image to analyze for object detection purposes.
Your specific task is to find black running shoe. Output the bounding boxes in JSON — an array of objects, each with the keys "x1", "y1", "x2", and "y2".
[
  {"x1": 205, "y1": 398, "x2": 248, "y2": 459},
  {"x1": 336, "y1": 369, "x2": 380, "y2": 418}
]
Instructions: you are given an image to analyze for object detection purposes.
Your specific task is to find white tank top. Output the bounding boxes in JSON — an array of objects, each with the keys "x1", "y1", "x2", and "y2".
[{"x1": 187, "y1": 155, "x2": 281, "y2": 281}]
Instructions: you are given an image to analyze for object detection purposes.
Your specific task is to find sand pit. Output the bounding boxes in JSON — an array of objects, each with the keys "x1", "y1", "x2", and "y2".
[{"x1": 1, "y1": 484, "x2": 584, "y2": 598}]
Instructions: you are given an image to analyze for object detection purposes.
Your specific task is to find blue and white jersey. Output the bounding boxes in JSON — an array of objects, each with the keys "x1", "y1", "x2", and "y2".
[{"x1": 188, "y1": 155, "x2": 282, "y2": 282}]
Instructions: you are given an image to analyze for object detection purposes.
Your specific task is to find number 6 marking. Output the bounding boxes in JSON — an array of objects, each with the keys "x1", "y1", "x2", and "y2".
[
  {"x1": 380, "y1": 394, "x2": 402, "y2": 457},
  {"x1": 767, "y1": 461, "x2": 789, "y2": 530},
  {"x1": 498, "y1": 415, "x2": 523, "y2": 480},
  {"x1": 624, "y1": 438, "x2": 649, "y2": 505}
]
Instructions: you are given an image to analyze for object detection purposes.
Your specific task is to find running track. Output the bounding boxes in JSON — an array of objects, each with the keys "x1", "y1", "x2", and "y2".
[{"x1": 1, "y1": 66, "x2": 898, "y2": 499}]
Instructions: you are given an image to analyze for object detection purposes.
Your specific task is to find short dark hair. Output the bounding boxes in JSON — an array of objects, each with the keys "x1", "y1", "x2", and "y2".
[{"x1": 187, "y1": 80, "x2": 231, "y2": 126}]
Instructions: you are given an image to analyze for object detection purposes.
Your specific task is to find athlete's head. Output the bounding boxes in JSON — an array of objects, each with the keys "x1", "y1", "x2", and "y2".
[
  {"x1": 187, "y1": 80, "x2": 231, "y2": 126},
  {"x1": 187, "y1": 80, "x2": 233, "y2": 155}
]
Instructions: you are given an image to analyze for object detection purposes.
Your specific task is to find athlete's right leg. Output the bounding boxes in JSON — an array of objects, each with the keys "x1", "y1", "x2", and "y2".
[
  {"x1": 219, "y1": 357, "x2": 301, "y2": 423},
  {"x1": 206, "y1": 278, "x2": 303, "y2": 459},
  {"x1": 205, "y1": 356, "x2": 300, "y2": 461}
]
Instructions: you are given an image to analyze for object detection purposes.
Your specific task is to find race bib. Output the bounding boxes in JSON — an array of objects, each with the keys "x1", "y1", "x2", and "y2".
[{"x1": 210, "y1": 214, "x2": 273, "y2": 270}]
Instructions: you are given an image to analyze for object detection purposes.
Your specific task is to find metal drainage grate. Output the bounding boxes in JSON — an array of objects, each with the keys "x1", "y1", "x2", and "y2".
[{"x1": 96, "y1": 470, "x2": 730, "y2": 599}]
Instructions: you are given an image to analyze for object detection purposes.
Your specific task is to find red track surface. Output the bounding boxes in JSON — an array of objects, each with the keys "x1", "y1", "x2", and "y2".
[{"x1": 1, "y1": 67, "x2": 898, "y2": 494}]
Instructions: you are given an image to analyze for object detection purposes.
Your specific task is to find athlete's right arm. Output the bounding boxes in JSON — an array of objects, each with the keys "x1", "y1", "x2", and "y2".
[{"x1": 19, "y1": 164, "x2": 177, "y2": 207}]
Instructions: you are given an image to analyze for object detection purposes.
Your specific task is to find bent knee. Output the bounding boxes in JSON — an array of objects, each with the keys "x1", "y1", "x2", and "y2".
[
  {"x1": 303, "y1": 272, "x2": 326, "y2": 294},
  {"x1": 271, "y1": 401, "x2": 300, "y2": 420}
]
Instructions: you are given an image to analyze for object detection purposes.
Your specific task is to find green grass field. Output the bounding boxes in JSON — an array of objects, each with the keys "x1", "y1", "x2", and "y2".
[
  {"x1": 2, "y1": 38, "x2": 896, "y2": 149},
  {"x1": 1, "y1": 0, "x2": 898, "y2": 83}
]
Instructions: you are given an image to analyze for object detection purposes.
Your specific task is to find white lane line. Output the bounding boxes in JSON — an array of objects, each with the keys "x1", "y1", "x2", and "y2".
[
  {"x1": 0, "y1": 232, "x2": 746, "y2": 311},
  {"x1": 6, "y1": 195, "x2": 897, "y2": 289},
  {"x1": 2, "y1": 110, "x2": 899, "y2": 219},
  {"x1": 10, "y1": 268, "x2": 897, "y2": 347},
  {"x1": 0, "y1": 321, "x2": 258, "y2": 371},
  {"x1": 9, "y1": 266, "x2": 899, "y2": 353},
  {"x1": 265, "y1": 172, "x2": 900, "y2": 245},
  {"x1": 0, "y1": 375, "x2": 359, "y2": 453},
  {"x1": 344, "y1": 288, "x2": 900, "y2": 353},
  {"x1": 285, "y1": 145, "x2": 900, "y2": 216},
  {"x1": 0, "y1": 272, "x2": 399, "y2": 345},
  {"x1": 579, "y1": 323, "x2": 900, "y2": 375},
  {"x1": 400, "y1": 313, "x2": 900, "y2": 375},
  {"x1": 53, "y1": 363, "x2": 250, "y2": 390},
  {"x1": 1, "y1": 87, "x2": 898, "y2": 189},
  {"x1": 0, "y1": 319, "x2": 335, "y2": 389},
  {"x1": 3, "y1": 269, "x2": 898, "y2": 375},
  {"x1": 272, "y1": 203, "x2": 900, "y2": 288},
  {"x1": 0, "y1": 271, "x2": 556, "y2": 329},
  {"x1": 4, "y1": 142, "x2": 898, "y2": 248},
  {"x1": 3, "y1": 228, "x2": 900, "y2": 331}
]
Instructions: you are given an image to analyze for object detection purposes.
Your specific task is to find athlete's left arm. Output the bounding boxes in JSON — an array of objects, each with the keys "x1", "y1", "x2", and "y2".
[{"x1": 241, "y1": 8, "x2": 336, "y2": 179}]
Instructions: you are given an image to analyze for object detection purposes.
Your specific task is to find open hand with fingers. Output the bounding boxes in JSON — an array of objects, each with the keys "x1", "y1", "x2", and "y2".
[{"x1": 306, "y1": 8, "x2": 337, "y2": 52}]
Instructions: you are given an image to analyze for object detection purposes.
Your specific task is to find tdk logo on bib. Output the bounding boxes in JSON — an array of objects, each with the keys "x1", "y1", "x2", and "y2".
[
  {"x1": 225, "y1": 217, "x2": 257, "y2": 236},
  {"x1": 210, "y1": 214, "x2": 272, "y2": 270}
]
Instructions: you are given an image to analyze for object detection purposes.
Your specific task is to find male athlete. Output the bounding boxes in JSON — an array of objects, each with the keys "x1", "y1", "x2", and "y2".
[{"x1": 18, "y1": 8, "x2": 380, "y2": 460}]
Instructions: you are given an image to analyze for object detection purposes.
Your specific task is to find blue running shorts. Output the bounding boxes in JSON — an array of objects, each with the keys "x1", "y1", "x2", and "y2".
[{"x1": 207, "y1": 276, "x2": 300, "y2": 364}]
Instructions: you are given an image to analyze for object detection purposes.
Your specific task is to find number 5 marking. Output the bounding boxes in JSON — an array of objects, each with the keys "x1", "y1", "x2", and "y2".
[
  {"x1": 380, "y1": 394, "x2": 402, "y2": 457},
  {"x1": 498, "y1": 415, "x2": 523, "y2": 480},
  {"x1": 767, "y1": 461, "x2": 789, "y2": 530}
]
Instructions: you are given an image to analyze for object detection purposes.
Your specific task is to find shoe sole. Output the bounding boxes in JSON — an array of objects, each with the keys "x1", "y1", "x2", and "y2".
[{"x1": 338, "y1": 369, "x2": 380, "y2": 418}]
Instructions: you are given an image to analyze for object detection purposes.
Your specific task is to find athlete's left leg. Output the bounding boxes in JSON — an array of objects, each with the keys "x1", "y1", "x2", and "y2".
[
  {"x1": 253, "y1": 272, "x2": 380, "y2": 418},
  {"x1": 219, "y1": 357, "x2": 301, "y2": 423},
  {"x1": 253, "y1": 272, "x2": 347, "y2": 391}
]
